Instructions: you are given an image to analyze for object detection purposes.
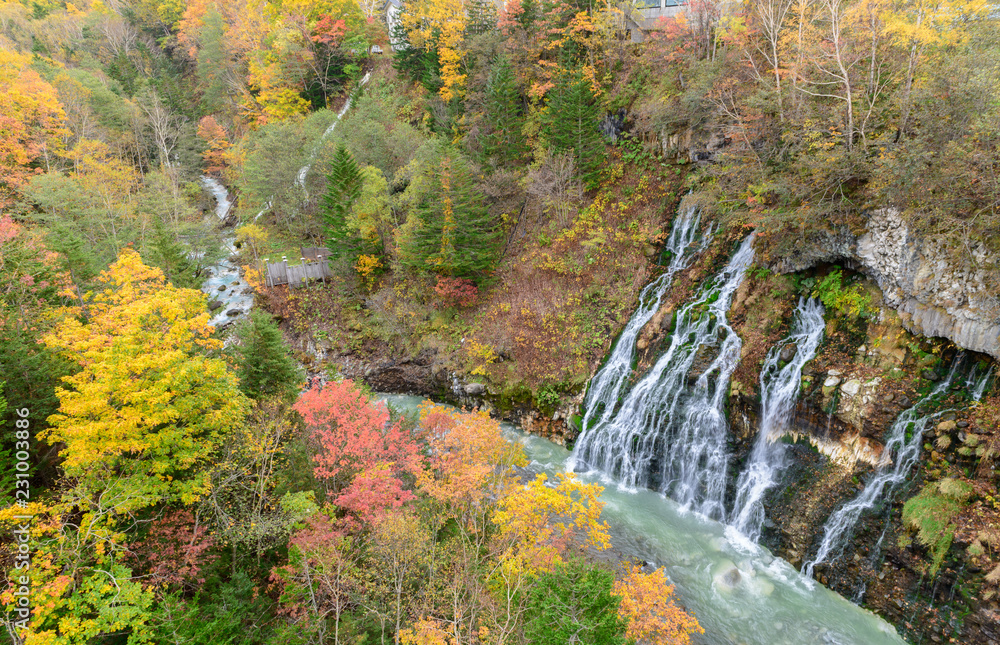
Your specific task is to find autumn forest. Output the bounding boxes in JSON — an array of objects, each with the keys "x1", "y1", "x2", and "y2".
[{"x1": 1, "y1": 0, "x2": 998, "y2": 640}]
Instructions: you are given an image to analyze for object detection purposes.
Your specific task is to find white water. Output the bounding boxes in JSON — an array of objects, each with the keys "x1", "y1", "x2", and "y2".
[
  {"x1": 730, "y1": 297, "x2": 826, "y2": 541},
  {"x1": 571, "y1": 234, "x2": 755, "y2": 519},
  {"x1": 968, "y1": 363, "x2": 993, "y2": 401},
  {"x1": 569, "y1": 207, "x2": 707, "y2": 441},
  {"x1": 803, "y1": 355, "x2": 966, "y2": 577},
  {"x1": 375, "y1": 393, "x2": 909, "y2": 645},
  {"x1": 294, "y1": 71, "x2": 373, "y2": 192},
  {"x1": 200, "y1": 176, "x2": 232, "y2": 220},
  {"x1": 251, "y1": 72, "x2": 372, "y2": 221},
  {"x1": 198, "y1": 176, "x2": 253, "y2": 330}
]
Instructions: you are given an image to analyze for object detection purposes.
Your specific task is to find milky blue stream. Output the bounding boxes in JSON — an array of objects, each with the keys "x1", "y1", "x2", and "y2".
[{"x1": 374, "y1": 394, "x2": 908, "y2": 645}]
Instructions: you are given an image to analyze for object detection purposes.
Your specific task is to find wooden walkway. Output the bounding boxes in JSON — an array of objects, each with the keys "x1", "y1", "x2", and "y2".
[{"x1": 265, "y1": 247, "x2": 334, "y2": 288}]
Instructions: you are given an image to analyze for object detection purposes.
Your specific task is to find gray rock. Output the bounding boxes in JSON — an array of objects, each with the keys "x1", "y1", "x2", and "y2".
[
  {"x1": 824, "y1": 376, "x2": 842, "y2": 388},
  {"x1": 771, "y1": 208, "x2": 1000, "y2": 359},
  {"x1": 922, "y1": 369, "x2": 940, "y2": 382},
  {"x1": 226, "y1": 308, "x2": 242, "y2": 317},
  {"x1": 841, "y1": 379, "x2": 862, "y2": 397},
  {"x1": 883, "y1": 392, "x2": 895, "y2": 402},
  {"x1": 463, "y1": 383, "x2": 485, "y2": 395},
  {"x1": 897, "y1": 395, "x2": 913, "y2": 408},
  {"x1": 828, "y1": 369, "x2": 843, "y2": 376},
  {"x1": 779, "y1": 343, "x2": 798, "y2": 363},
  {"x1": 217, "y1": 284, "x2": 227, "y2": 292},
  {"x1": 208, "y1": 299, "x2": 223, "y2": 311}
]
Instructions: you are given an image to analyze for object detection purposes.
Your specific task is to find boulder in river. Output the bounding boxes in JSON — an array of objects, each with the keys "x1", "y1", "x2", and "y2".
[
  {"x1": 218, "y1": 284, "x2": 227, "y2": 292},
  {"x1": 713, "y1": 560, "x2": 742, "y2": 591},
  {"x1": 779, "y1": 343, "x2": 798, "y2": 363},
  {"x1": 226, "y1": 308, "x2": 243, "y2": 317},
  {"x1": 208, "y1": 300, "x2": 223, "y2": 311}
]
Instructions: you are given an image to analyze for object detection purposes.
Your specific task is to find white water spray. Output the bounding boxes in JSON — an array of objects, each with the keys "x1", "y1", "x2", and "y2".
[
  {"x1": 295, "y1": 71, "x2": 372, "y2": 192},
  {"x1": 572, "y1": 234, "x2": 755, "y2": 519},
  {"x1": 730, "y1": 297, "x2": 826, "y2": 542},
  {"x1": 803, "y1": 355, "x2": 967, "y2": 577},
  {"x1": 566, "y1": 207, "x2": 708, "y2": 453}
]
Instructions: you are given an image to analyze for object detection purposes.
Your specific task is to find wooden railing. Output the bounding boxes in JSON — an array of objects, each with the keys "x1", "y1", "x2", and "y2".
[{"x1": 264, "y1": 247, "x2": 334, "y2": 288}]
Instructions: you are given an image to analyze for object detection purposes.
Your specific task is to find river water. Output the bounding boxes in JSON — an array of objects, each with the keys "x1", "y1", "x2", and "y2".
[{"x1": 375, "y1": 393, "x2": 909, "y2": 645}]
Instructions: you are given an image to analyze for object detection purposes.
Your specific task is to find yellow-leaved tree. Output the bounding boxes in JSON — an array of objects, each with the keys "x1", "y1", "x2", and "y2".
[
  {"x1": 42, "y1": 249, "x2": 247, "y2": 514},
  {"x1": 401, "y1": 0, "x2": 470, "y2": 101}
]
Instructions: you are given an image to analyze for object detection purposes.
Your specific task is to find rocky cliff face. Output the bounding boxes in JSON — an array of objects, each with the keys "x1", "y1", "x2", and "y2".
[{"x1": 772, "y1": 209, "x2": 1000, "y2": 359}]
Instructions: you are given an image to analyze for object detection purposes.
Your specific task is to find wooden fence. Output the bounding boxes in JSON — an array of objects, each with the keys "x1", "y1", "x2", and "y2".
[{"x1": 265, "y1": 247, "x2": 334, "y2": 288}]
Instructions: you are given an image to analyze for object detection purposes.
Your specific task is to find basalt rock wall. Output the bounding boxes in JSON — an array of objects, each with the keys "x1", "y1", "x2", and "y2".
[{"x1": 771, "y1": 209, "x2": 1000, "y2": 359}]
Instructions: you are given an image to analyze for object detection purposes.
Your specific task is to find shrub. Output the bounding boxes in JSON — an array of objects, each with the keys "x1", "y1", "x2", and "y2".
[
  {"x1": 902, "y1": 478, "x2": 975, "y2": 577},
  {"x1": 433, "y1": 276, "x2": 478, "y2": 308},
  {"x1": 813, "y1": 269, "x2": 872, "y2": 319}
]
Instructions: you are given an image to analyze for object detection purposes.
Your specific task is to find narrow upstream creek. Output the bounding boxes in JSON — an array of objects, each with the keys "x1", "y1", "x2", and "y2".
[{"x1": 375, "y1": 393, "x2": 909, "y2": 645}]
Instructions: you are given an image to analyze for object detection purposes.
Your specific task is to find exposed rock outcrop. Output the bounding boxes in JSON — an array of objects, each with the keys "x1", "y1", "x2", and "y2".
[{"x1": 772, "y1": 208, "x2": 1000, "y2": 359}]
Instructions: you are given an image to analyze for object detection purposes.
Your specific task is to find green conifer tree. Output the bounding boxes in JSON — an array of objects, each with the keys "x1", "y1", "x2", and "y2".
[
  {"x1": 542, "y1": 71, "x2": 606, "y2": 189},
  {"x1": 322, "y1": 142, "x2": 363, "y2": 259},
  {"x1": 400, "y1": 146, "x2": 502, "y2": 282},
  {"x1": 522, "y1": 559, "x2": 627, "y2": 645},
  {"x1": 145, "y1": 216, "x2": 197, "y2": 289},
  {"x1": 482, "y1": 56, "x2": 527, "y2": 167},
  {"x1": 232, "y1": 311, "x2": 303, "y2": 401}
]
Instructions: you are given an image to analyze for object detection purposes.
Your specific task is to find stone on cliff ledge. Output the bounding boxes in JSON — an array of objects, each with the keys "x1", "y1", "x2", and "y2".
[
  {"x1": 464, "y1": 383, "x2": 485, "y2": 395},
  {"x1": 841, "y1": 379, "x2": 862, "y2": 397}
]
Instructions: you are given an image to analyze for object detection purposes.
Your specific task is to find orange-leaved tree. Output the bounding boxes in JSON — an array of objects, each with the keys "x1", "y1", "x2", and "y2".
[
  {"x1": 0, "y1": 49, "x2": 68, "y2": 206},
  {"x1": 614, "y1": 564, "x2": 703, "y2": 645},
  {"x1": 42, "y1": 249, "x2": 246, "y2": 514},
  {"x1": 417, "y1": 402, "x2": 526, "y2": 531}
]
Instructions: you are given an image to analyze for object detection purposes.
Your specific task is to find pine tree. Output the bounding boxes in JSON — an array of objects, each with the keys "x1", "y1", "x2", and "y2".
[
  {"x1": 400, "y1": 146, "x2": 502, "y2": 282},
  {"x1": 482, "y1": 56, "x2": 527, "y2": 167},
  {"x1": 145, "y1": 216, "x2": 197, "y2": 289},
  {"x1": 232, "y1": 310, "x2": 303, "y2": 401},
  {"x1": 322, "y1": 142, "x2": 363, "y2": 259},
  {"x1": 542, "y1": 71, "x2": 606, "y2": 189}
]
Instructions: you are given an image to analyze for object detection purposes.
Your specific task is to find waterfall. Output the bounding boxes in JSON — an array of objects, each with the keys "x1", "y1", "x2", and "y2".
[
  {"x1": 730, "y1": 297, "x2": 826, "y2": 542},
  {"x1": 250, "y1": 72, "x2": 372, "y2": 221},
  {"x1": 566, "y1": 207, "x2": 707, "y2": 450},
  {"x1": 803, "y1": 354, "x2": 967, "y2": 577},
  {"x1": 969, "y1": 363, "x2": 993, "y2": 401},
  {"x1": 572, "y1": 233, "x2": 755, "y2": 520},
  {"x1": 295, "y1": 71, "x2": 373, "y2": 192}
]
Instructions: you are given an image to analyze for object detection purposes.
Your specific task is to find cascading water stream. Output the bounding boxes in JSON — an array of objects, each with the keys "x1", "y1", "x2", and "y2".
[
  {"x1": 730, "y1": 297, "x2": 826, "y2": 542},
  {"x1": 572, "y1": 234, "x2": 755, "y2": 519},
  {"x1": 197, "y1": 75, "x2": 373, "y2": 326},
  {"x1": 251, "y1": 72, "x2": 373, "y2": 221},
  {"x1": 803, "y1": 354, "x2": 967, "y2": 578},
  {"x1": 294, "y1": 71, "x2": 372, "y2": 192},
  {"x1": 968, "y1": 363, "x2": 993, "y2": 401},
  {"x1": 567, "y1": 207, "x2": 707, "y2": 443}
]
